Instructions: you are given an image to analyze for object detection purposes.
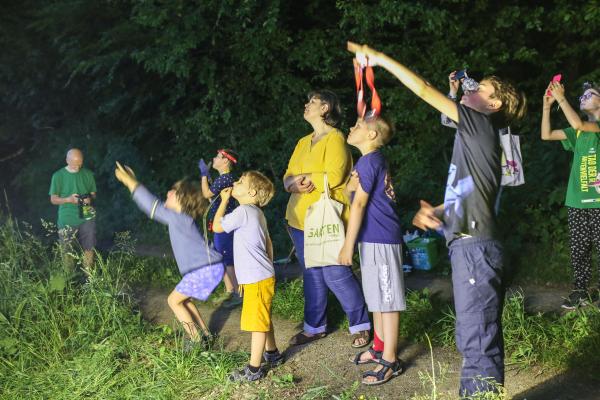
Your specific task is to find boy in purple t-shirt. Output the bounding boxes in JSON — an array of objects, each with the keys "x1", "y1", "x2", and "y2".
[{"x1": 339, "y1": 116, "x2": 405, "y2": 386}]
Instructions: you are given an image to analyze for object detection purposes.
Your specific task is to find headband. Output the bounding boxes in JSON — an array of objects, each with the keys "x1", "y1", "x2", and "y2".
[{"x1": 218, "y1": 149, "x2": 238, "y2": 164}]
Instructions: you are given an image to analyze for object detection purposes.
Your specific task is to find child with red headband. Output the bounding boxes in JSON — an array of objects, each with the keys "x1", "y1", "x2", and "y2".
[{"x1": 198, "y1": 148, "x2": 241, "y2": 308}]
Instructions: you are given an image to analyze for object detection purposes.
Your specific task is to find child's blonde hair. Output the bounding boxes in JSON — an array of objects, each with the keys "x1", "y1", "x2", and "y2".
[
  {"x1": 365, "y1": 115, "x2": 394, "y2": 146},
  {"x1": 485, "y1": 76, "x2": 527, "y2": 124},
  {"x1": 172, "y1": 179, "x2": 209, "y2": 219},
  {"x1": 243, "y1": 171, "x2": 275, "y2": 207}
]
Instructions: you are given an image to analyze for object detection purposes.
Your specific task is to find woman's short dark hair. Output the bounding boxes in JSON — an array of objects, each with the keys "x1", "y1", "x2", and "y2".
[{"x1": 307, "y1": 89, "x2": 342, "y2": 127}]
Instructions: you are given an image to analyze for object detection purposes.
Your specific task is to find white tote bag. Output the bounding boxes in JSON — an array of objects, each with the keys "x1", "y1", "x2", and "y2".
[
  {"x1": 499, "y1": 127, "x2": 525, "y2": 187},
  {"x1": 303, "y1": 174, "x2": 346, "y2": 267}
]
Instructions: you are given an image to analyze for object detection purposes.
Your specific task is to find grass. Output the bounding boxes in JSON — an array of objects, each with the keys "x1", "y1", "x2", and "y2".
[
  {"x1": 1, "y1": 216, "x2": 600, "y2": 399},
  {"x1": 435, "y1": 291, "x2": 600, "y2": 374},
  {"x1": 0, "y1": 217, "x2": 249, "y2": 399}
]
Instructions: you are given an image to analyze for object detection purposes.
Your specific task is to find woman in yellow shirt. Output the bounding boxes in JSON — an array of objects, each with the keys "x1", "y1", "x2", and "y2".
[{"x1": 283, "y1": 89, "x2": 371, "y2": 347}]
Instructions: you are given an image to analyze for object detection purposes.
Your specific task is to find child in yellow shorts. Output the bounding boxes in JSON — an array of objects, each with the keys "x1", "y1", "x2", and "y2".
[{"x1": 213, "y1": 171, "x2": 282, "y2": 382}]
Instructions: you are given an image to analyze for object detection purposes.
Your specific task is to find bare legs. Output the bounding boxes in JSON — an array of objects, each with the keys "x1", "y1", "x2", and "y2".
[
  {"x1": 249, "y1": 324, "x2": 277, "y2": 367},
  {"x1": 167, "y1": 289, "x2": 209, "y2": 340},
  {"x1": 363, "y1": 311, "x2": 400, "y2": 383},
  {"x1": 223, "y1": 265, "x2": 238, "y2": 293}
]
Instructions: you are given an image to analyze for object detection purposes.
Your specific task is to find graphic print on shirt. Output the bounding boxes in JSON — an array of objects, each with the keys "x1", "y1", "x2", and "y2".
[
  {"x1": 580, "y1": 146, "x2": 597, "y2": 198},
  {"x1": 384, "y1": 171, "x2": 396, "y2": 202},
  {"x1": 444, "y1": 163, "x2": 475, "y2": 219}
]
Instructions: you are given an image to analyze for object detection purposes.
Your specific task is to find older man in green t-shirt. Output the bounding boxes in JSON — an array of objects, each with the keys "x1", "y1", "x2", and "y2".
[{"x1": 49, "y1": 148, "x2": 97, "y2": 273}]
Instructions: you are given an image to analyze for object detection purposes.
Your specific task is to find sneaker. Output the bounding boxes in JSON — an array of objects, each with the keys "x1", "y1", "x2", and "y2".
[
  {"x1": 263, "y1": 350, "x2": 284, "y2": 367},
  {"x1": 222, "y1": 292, "x2": 243, "y2": 308},
  {"x1": 228, "y1": 365, "x2": 266, "y2": 382},
  {"x1": 561, "y1": 290, "x2": 591, "y2": 310}
]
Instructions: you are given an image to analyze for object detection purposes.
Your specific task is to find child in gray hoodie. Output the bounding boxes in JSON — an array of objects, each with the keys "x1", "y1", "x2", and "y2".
[{"x1": 115, "y1": 162, "x2": 223, "y2": 346}]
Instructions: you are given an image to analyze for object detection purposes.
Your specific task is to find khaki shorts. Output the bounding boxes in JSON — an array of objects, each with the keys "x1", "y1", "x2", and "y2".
[{"x1": 240, "y1": 276, "x2": 275, "y2": 332}]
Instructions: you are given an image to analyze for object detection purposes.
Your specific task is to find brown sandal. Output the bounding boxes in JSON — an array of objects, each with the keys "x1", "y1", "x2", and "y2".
[
  {"x1": 351, "y1": 330, "x2": 371, "y2": 348},
  {"x1": 288, "y1": 331, "x2": 327, "y2": 346}
]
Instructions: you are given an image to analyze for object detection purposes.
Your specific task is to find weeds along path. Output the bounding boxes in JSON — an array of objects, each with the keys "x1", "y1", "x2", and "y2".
[{"x1": 136, "y1": 282, "x2": 593, "y2": 399}]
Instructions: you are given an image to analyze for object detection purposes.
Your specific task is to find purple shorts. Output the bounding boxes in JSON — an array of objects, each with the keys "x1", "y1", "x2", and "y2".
[{"x1": 175, "y1": 263, "x2": 224, "y2": 301}]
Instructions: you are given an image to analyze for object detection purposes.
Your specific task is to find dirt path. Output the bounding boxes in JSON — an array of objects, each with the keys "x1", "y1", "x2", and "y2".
[{"x1": 132, "y1": 244, "x2": 598, "y2": 399}]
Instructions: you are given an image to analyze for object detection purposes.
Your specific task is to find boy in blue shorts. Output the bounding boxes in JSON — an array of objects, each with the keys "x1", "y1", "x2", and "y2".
[
  {"x1": 338, "y1": 115, "x2": 406, "y2": 385},
  {"x1": 213, "y1": 170, "x2": 283, "y2": 382}
]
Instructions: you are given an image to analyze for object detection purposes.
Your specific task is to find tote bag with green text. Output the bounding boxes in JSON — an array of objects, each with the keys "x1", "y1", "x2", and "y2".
[{"x1": 304, "y1": 174, "x2": 346, "y2": 267}]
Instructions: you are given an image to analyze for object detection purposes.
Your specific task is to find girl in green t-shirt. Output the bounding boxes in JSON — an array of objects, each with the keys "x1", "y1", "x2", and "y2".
[{"x1": 541, "y1": 81, "x2": 600, "y2": 310}]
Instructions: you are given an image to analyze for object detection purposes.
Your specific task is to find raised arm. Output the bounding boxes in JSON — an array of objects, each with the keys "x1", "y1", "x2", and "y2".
[
  {"x1": 201, "y1": 177, "x2": 215, "y2": 198},
  {"x1": 198, "y1": 159, "x2": 215, "y2": 198},
  {"x1": 541, "y1": 85, "x2": 567, "y2": 141},
  {"x1": 115, "y1": 161, "x2": 177, "y2": 226},
  {"x1": 550, "y1": 82, "x2": 600, "y2": 132},
  {"x1": 348, "y1": 42, "x2": 458, "y2": 123}
]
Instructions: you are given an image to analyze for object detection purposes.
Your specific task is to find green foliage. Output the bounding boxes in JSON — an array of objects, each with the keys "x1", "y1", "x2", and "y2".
[
  {"x1": 435, "y1": 291, "x2": 600, "y2": 374},
  {"x1": 272, "y1": 278, "x2": 305, "y2": 323},
  {"x1": 0, "y1": 218, "x2": 251, "y2": 399}
]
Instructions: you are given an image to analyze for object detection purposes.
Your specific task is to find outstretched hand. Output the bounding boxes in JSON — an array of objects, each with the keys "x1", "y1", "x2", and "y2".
[
  {"x1": 115, "y1": 161, "x2": 139, "y2": 192},
  {"x1": 412, "y1": 200, "x2": 442, "y2": 231}
]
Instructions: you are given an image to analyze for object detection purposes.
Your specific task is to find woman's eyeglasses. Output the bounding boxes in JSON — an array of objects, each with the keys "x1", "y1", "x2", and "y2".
[{"x1": 579, "y1": 92, "x2": 600, "y2": 102}]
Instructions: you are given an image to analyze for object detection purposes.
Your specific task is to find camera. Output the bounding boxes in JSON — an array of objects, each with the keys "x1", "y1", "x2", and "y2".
[{"x1": 77, "y1": 194, "x2": 96, "y2": 220}]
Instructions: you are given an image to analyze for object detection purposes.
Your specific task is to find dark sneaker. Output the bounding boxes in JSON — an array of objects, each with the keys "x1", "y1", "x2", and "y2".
[
  {"x1": 228, "y1": 365, "x2": 266, "y2": 382},
  {"x1": 561, "y1": 290, "x2": 590, "y2": 310},
  {"x1": 222, "y1": 293, "x2": 243, "y2": 308},
  {"x1": 263, "y1": 350, "x2": 284, "y2": 367}
]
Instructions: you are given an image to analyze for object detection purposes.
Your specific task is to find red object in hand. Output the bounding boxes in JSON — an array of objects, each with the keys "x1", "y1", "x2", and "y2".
[
  {"x1": 353, "y1": 58, "x2": 381, "y2": 119},
  {"x1": 546, "y1": 74, "x2": 562, "y2": 96}
]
